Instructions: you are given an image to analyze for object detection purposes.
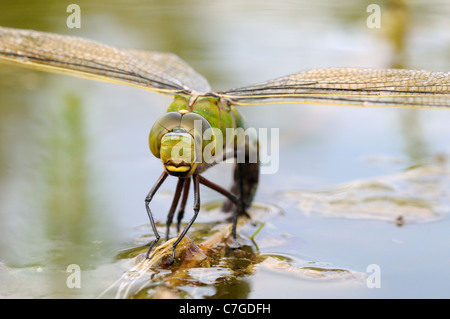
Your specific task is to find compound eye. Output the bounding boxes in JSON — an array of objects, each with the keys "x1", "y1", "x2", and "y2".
[
  {"x1": 149, "y1": 112, "x2": 182, "y2": 158},
  {"x1": 180, "y1": 113, "x2": 210, "y2": 133},
  {"x1": 180, "y1": 113, "x2": 212, "y2": 145}
]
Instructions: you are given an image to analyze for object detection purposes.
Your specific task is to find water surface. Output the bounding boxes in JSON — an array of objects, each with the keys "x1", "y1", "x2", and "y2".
[{"x1": 0, "y1": 0, "x2": 449, "y2": 298}]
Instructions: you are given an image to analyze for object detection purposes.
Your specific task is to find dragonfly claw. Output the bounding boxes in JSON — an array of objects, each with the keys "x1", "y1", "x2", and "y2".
[{"x1": 168, "y1": 246, "x2": 176, "y2": 265}]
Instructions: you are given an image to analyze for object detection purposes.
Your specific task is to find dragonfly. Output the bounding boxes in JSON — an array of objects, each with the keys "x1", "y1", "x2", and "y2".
[{"x1": 1, "y1": 26, "x2": 449, "y2": 262}]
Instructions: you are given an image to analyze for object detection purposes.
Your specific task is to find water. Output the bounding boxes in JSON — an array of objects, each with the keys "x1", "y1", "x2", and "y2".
[{"x1": 0, "y1": 0, "x2": 449, "y2": 298}]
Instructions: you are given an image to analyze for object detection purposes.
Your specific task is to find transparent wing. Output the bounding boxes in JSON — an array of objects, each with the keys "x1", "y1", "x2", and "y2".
[
  {"x1": 220, "y1": 68, "x2": 450, "y2": 108},
  {"x1": 0, "y1": 26, "x2": 211, "y2": 95},
  {"x1": 124, "y1": 49, "x2": 211, "y2": 94}
]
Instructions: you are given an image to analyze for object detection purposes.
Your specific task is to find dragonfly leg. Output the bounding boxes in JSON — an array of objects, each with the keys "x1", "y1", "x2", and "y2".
[
  {"x1": 165, "y1": 178, "x2": 184, "y2": 241},
  {"x1": 144, "y1": 171, "x2": 168, "y2": 259},
  {"x1": 170, "y1": 174, "x2": 200, "y2": 264},
  {"x1": 198, "y1": 174, "x2": 245, "y2": 244},
  {"x1": 234, "y1": 162, "x2": 247, "y2": 239},
  {"x1": 198, "y1": 175, "x2": 248, "y2": 217},
  {"x1": 176, "y1": 178, "x2": 191, "y2": 233}
]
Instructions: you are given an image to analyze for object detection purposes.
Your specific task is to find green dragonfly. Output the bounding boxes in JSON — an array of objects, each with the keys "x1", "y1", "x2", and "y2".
[{"x1": 1, "y1": 26, "x2": 449, "y2": 262}]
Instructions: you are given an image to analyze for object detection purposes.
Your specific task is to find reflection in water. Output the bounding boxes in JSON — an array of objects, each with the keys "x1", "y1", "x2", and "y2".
[
  {"x1": 98, "y1": 202, "x2": 363, "y2": 299},
  {"x1": 36, "y1": 94, "x2": 117, "y2": 296},
  {"x1": 398, "y1": 109, "x2": 429, "y2": 160},
  {"x1": 384, "y1": 0, "x2": 410, "y2": 69},
  {"x1": 37, "y1": 94, "x2": 92, "y2": 296},
  {"x1": 211, "y1": 278, "x2": 251, "y2": 299},
  {"x1": 0, "y1": 92, "x2": 111, "y2": 297},
  {"x1": 279, "y1": 158, "x2": 450, "y2": 225},
  {"x1": 42, "y1": 94, "x2": 89, "y2": 254},
  {"x1": 383, "y1": 0, "x2": 429, "y2": 161}
]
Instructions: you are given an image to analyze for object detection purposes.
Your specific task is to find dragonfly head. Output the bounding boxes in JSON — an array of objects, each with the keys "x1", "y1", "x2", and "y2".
[{"x1": 149, "y1": 111, "x2": 213, "y2": 177}]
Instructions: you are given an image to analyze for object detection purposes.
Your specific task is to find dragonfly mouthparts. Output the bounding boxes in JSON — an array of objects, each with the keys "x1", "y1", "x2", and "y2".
[
  {"x1": 164, "y1": 160, "x2": 194, "y2": 176},
  {"x1": 165, "y1": 160, "x2": 191, "y2": 167}
]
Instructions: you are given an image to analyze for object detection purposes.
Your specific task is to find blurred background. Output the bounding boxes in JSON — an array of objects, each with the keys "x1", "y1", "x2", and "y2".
[{"x1": 0, "y1": 0, "x2": 449, "y2": 298}]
